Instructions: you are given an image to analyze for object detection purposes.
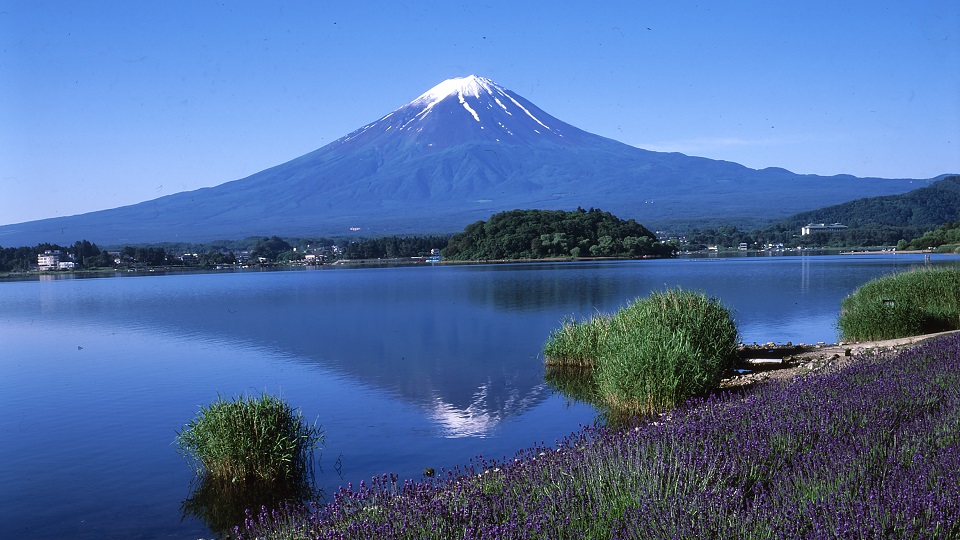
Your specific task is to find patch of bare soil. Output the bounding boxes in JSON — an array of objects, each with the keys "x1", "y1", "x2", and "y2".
[{"x1": 721, "y1": 330, "x2": 960, "y2": 389}]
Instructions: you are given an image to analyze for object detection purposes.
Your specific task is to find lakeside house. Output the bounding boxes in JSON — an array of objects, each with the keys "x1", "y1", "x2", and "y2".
[
  {"x1": 37, "y1": 250, "x2": 77, "y2": 271},
  {"x1": 801, "y1": 223, "x2": 849, "y2": 235},
  {"x1": 37, "y1": 250, "x2": 62, "y2": 271}
]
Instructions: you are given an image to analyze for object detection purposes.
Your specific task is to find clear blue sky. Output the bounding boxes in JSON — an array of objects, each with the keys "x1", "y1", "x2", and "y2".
[{"x1": 2, "y1": 1, "x2": 958, "y2": 226}]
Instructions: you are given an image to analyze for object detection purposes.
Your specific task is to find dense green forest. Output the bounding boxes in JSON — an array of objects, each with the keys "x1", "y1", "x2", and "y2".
[
  {"x1": 338, "y1": 235, "x2": 449, "y2": 259},
  {"x1": 898, "y1": 221, "x2": 960, "y2": 252},
  {"x1": 442, "y1": 208, "x2": 676, "y2": 260}
]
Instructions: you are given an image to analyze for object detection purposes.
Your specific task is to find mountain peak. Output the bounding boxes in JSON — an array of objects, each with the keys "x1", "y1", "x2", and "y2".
[
  {"x1": 397, "y1": 74, "x2": 557, "y2": 137},
  {"x1": 333, "y1": 74, "x2": 568, "y2": 151},
  {"x1": 408, "y1": 75, "x2": 505, "y2": 124},
  {"x1": 414, "y1": 75, "x2": 496, "y2": 105}
]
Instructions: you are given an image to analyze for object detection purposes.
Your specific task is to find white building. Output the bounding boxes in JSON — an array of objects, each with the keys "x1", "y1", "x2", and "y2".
[
  {"x1": 37, "y1": 250, "x2": 61, "y2": 271},
  {"x1": 801, "y1": 223, "x2": 849, "y2": 236}
]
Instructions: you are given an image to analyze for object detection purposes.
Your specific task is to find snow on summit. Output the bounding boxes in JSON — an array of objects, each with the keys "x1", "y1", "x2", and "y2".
[
  {"x1": 408, "y1": 75, "x2": 553, "y2": 131},
  {"x1": 336, "y1": 75, "x2": 571, "y2": 149},
  {"x1": 414, "y1": 75, "x2": 495, "y2": 104}
]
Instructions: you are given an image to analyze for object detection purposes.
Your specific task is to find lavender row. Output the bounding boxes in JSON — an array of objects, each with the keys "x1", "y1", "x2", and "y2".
[{"x1": 237, "y1": 333, "x2": 960, "y2": 539}]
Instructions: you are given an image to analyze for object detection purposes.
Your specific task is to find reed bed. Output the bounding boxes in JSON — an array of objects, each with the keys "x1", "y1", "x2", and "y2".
[
  {"x1": 542, "y1": 315, "x2": 611, "y2": 368},
  {"x1": 543, "y1": 289, "x2": 739, "y2": 417},
  {"x1": 235, "y1": 334, "x2": 960, "y2": 539},
  {"x1": 176, "y1": 393, "x2": 323, "y2": 485},
  {"x1": 837, "y1": 267, "x2": 960, "y2": 341}
]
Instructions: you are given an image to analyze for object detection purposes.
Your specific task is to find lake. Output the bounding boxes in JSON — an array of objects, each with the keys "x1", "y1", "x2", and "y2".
[{"x1": 1, "y1": 254, "x2": 955, "y2": 538}]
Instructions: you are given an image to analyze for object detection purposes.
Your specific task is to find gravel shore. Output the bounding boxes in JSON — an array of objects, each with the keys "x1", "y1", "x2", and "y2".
[{"x1": 722, "y1": 329, "x2": 960, "y2": 389}]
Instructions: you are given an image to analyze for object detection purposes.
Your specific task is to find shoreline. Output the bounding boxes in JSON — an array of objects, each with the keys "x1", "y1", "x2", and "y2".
[
  {"x1": 724, "y1": 329, "x2": 960, "y2": 389},
  {"x1": 5, "y1": 250, "x2": 956, "y2": 281}
]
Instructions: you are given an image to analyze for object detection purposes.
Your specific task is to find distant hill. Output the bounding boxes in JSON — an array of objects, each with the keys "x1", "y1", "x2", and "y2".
[
  {"x1": 0, "y1": 75, "x2": 941, "y2": 246},
  {"x1": 442, "y1": 208, "x2": 674, "y2": 260},
  {"x1": 739, "y1": 175, "x2": 960, "y2": 248},
  {"x1": 773, "y1": 175, "x2": 960, "y2": 230}
]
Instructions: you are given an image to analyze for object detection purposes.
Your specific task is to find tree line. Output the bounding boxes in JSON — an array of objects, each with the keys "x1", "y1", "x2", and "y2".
[
  {"x1": 897, "y1": 221, "x2": 960, "y2": 252},
  {"x1": 11, "y1": 206, "x2": 953, "y2": 273},
  {"x1": 0, "y1": 240, "x2": 116, "y2": 272},
  {"x1": 683, "y1": 224, "x2": 928, "y2": 250},
  {"x1": 338, "y1": 235, "x2": 449, "y2": 260},
  {"x1": 0, "y1": 208, "x2": 677, "y2": 271},
  {"x1": 0, "y1": 235, "x2": 448, "y2": 272},
  {"x1": 0, "y1": 240, "x2": 228, "y2": 272}
]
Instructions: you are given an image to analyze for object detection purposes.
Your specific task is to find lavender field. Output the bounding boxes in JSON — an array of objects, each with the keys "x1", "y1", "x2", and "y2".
[{"x1": 241, "y1": 333, "x2": 960, "y2": 539}]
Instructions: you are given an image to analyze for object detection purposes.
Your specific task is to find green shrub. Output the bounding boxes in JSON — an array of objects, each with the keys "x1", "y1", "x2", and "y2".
[
  {"x1": 175, "y1": 393, "x2": 323, "y2": 484},
  {"x1": 544, "y1": 289, "x2": 739, "y2": 417},
  {"x1": 837, "y1": 267, "x2": 960, "y2": 341}
]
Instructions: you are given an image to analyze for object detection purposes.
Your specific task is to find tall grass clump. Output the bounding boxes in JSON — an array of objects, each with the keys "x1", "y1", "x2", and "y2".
[
  {"x1": 176, "y1": 393, "x2": 323, "y2": 484},
  {"x1": 838, "y1": 267, "x2": 960, "y2": 341},
  {"x1": 596, "y1": 289, "x2": 739, "y2": 416},
  {"x1": 543, "y1": 288, "x2": 739, "y2": 417},
  {"x1": 542, "y1": 314, "x2": 611, "y2": 367}
]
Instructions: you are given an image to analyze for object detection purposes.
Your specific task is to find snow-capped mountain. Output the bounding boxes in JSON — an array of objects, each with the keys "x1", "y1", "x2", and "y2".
[
  {"x1": 335, "y1": 75, "x2": 584, "y2": 150},
  {"x1": 0, "y1": 75, "x2": 934, "y2": 245}
]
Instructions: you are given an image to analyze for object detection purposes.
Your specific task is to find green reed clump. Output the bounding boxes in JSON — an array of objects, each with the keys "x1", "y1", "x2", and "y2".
[
  {"x1": 596, "y1": 289, "x2": 739, "y2": 416},
  {"x1": 543, "y1": 288, "x2": 739, "y2": 417},
  {"x1": 176, "y1": 393, "x2": 323, "y2": 484},
  {"x1": 542, "y1": 315, "x2": 611, "y2": 367},
  {"x1": 838, "y1": 267, "x2": 960, "y2": 341}
]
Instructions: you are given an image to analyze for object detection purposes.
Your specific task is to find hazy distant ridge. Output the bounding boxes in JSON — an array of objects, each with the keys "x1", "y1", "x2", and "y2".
[{"x1": 775, "y1": 175, "x2": 960, "y2": 230}]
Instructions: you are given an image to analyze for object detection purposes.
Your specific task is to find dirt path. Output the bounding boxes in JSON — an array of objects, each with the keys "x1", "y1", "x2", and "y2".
[{"x1": 721, "y1": 329, "x2": 960, "y2": 389}]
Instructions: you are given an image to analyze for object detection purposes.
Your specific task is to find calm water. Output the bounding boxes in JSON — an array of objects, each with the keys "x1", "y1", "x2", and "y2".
[{"x1": 1, "y1": 254, "x2": 955, "y2": 538}]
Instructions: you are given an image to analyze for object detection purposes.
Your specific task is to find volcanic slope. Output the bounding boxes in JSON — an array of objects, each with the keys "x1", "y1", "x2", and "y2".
[{"x1": 0, "y1": 75, "x2": 936, "y2": 245}]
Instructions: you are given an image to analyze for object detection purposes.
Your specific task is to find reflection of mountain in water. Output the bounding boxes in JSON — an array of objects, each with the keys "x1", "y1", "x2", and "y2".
[
  {"x1": 17, "y1": 257, "x2": 911, "y2": 437},
  {"x1": 429, "y1": 380, "x2": 548, "y2": 438},
  {"x1": 22, "y1": 268, "x2": 580, "y2": 435}
]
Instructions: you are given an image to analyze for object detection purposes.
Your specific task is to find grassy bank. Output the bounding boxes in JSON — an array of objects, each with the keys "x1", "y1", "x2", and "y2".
[
  {"x1": 837, "y1": 267, "x2": 960, "y2": 341},
  {"x1": 234, "y1": 333, "x2": 960, "y2": 539}
]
